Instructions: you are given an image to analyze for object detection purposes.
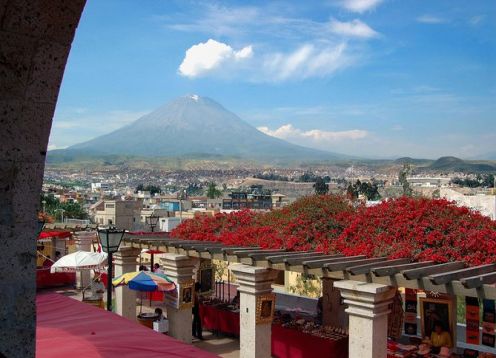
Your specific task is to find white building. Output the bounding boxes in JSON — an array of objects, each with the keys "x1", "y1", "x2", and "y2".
[{"x1": 440, "y1": 188, "x2": 496, "y2": 220}]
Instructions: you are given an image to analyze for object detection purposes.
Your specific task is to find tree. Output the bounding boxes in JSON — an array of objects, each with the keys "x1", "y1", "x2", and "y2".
[
  {"x1": 398, "y1": 164, "x2": 413, "y2": 196},
  {"x1": 313, "y1": 176, "x2": 329, "y2": 195},
  {"x1": 206, "y1": 182, "x2": 222, "y2": 199}
]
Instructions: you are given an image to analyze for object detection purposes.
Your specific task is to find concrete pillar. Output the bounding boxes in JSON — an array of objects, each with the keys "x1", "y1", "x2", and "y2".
[
  {"x1": 160, "y1": 253, "x2": 195, "y2": 344},
  {"x1": 322, "y1": 278, "x2": 348, "y2": 328},
  {"x1": 74, "y1": 231, "x2": 96, "y2": 289},
  {"x1": 334, "y1": 280, "x2": 396, "y2": 358},
  {"x1": 229, "y1": 264, "x2": 279, "y2": 358},
  {"x1": 113, "y1": 247, "x2": 140, "y2": 320},
  {"x1": 0, "y1": 1, "x2": 86, "y2": 356}
]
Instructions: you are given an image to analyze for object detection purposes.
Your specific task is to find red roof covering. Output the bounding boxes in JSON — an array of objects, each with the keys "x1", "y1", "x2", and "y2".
[
  {"x1": 36, "y1": 293, "x2": 218, "y2": 358},
  {"x1": 38, "y1": 231, "x2": 72, "y2": 240}
]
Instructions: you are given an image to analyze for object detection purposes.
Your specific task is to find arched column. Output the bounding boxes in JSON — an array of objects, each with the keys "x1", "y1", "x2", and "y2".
[{"x1": 0, "y1": 1, "x2": 86, "y2": 356}]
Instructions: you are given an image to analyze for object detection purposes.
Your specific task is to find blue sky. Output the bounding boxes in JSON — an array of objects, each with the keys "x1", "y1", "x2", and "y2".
[{"x1": 50, "y1": 0, "x2": 496, "y2": 159}]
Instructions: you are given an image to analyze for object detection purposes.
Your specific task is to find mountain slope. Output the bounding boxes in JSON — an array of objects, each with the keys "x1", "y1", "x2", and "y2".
[
  {"x1": 68, "y1": 95, "x2": 346, "y2": 161},
  {"x1": 427, "y1": 156, "x2": 496, "y2": 172}
]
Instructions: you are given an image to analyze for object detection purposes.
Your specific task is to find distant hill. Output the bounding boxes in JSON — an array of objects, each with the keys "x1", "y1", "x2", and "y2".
[
  {"x1": 61, "y1": 95, "x2": 348, "y2": 163},
  {"x1": 394, "y1": 157, "x2": 433, "y2": 166},
  {"x1": 427, "y1": 156, "x2": 496, "y2": 172}
]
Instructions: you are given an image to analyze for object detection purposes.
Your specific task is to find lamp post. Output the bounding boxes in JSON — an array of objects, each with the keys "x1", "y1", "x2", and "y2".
[
  {"x1": 145, "y1": 214, "x2": 160, "y2": 232},
  {"x1": 97, "y1": 226, "x2": 125, "y2": 311}
]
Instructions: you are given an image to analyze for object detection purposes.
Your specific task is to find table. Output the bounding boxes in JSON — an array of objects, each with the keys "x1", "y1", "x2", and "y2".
[
  {"x1": 271, "y1": 324, "x2": 348, "y2": 358},
  {"x1": 199, "y1": 304, "x2": 240, "y2": 336},
  {"x1": 36, "y1": 268, "x2": 75, "y2": 289}
]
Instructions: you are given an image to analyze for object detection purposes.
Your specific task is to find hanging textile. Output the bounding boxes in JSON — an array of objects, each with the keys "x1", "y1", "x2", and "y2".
[
  {"x1": 388, "y1": 291, "x2": 404, "y2": 339},
  {"x1": 482, "y1": 299, "x2": 495, "y2": 347},
  {"x1": 465, "y1": 297, "x2": 480, "y2": 345},
  {"x1": 404, "y1": 288, "x2": 418, "y2": 335}
]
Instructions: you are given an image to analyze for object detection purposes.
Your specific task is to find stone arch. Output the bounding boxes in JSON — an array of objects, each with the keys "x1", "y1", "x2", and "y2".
[{"x1": 0, "y1": 1, "x2": 86, "y2": 356}]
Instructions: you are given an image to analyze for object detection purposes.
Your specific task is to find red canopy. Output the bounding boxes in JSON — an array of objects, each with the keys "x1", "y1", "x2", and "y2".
[
  {"x1": 36, "y1": 293, "x2": 218, "y2": 358},
  {"x1": 38, "y1": 231, "x2": 72, "y2": 240}
]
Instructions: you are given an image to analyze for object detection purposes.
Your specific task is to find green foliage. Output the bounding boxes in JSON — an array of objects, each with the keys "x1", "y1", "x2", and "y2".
[
  {"x1": 40, "y1": 193, "x2": 88, "y2": 220},
  {"x1": 452, "y1": 174, "x2": 495, "y2": 188},
  {"x1": 206, "y1": 182, "x2": 222, "y2": 199},
  {"x1": 135, "y1": 184, "x2": 162, "y2": 195},
  {"x1": 399, "y1": 164, "x2": 413, "y2": 196},
  {"x1": 347, "y1": 180, "x2": 381, "y2": 200},
  {"x1": 288, "y1": 273, "x2": 322, "y2": 298},
  {"x1": 313, "y1": 176, "x2": 329, "y2": 195}
]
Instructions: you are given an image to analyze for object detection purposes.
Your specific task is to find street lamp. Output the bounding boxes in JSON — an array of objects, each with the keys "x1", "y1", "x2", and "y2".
[
  {"x1": 36, "y1": 219, "x2": 46, "y2": 237},
  {"x1": 145, "y1": 214, "x2": 160, "y2": 232},
  {"x1": 97, "y1": 226, "x2": 125, "y2": 311}
]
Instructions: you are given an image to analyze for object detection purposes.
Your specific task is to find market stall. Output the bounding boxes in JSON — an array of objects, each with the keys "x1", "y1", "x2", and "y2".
[{"x1": 199, "y1": 300, "x2": 240, "y2": 336}]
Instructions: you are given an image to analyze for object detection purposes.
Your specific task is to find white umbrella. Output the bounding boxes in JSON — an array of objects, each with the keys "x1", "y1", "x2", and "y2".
[{"x1": 50, "y1": 250, "x2": 108, "y2": 273}]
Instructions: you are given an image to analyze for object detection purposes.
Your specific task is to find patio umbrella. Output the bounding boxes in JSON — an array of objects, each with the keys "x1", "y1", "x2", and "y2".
[
  {"x1": 112, "y1": 271, "x2": 176, "y2": 292},
  {"x1": 50, "y1": 250, "x2": 107, "y2": 273}
]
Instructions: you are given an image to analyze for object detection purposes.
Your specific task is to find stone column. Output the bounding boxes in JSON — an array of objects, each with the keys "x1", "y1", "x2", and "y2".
[
  {"x1": 334, "y1": 280, "x2": 396, "y2": 358},
  {"x1": 113, "y1": 246, "x2": 140, "y2": 320},
  {"x1": 229, "y1": 264, "x2": 279, "y2": 358},
  {"x1": 0, "y1": 1, "x2": 86, "y2": 356},
  {"x1": 160, "y1": 253, "x2": 195, "y2": 344},
  {"x1": 74, "y1": 231, "x2": 96, "y2": 289}
]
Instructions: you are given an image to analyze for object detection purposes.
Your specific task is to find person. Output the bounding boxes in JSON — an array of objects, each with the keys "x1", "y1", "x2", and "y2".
[
  {"x1": 153, "y1": 263, "x2": 164, "y2": 275},
  {"x1": 430, "y1": 320, "x2": 452, "y2": 353},
  {"x1": 316, "y1": 296, "x2": 323, "y2": 324},
  {"x1": 88, "y1": 277, "x2": 105, "y2": 300},
  {"x1": 192, "y1": 282, "x2": 203, "y2": 340},
  {"x1": 154, "y1": 308, "x2": 165, "y2": 321},
  {"x1": 231, "y1": 291, "x2": 240, "y2": 308},
  {"x1": 54, "y1": 251, "x2": 61, "y2": 262},
  {"x1": 139, "y1": 265, "x2": 148, "y2": 271}
]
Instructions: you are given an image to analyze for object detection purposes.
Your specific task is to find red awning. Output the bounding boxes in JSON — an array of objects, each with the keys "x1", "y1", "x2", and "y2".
[
  {"x1": 38, "y1": 231, "x2": 72, "y2": 240},
  {"x1": 36, "y1": 293, "x2": 218, "y2": 358}
]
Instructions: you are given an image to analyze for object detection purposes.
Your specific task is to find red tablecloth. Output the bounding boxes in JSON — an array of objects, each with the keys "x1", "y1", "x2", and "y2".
[
  {"x1": 199, "y1": 304, "x2": 240, "y2": 336},
  {"x1": 36, "y1": 268, "x2": 75, "y2": 289},
  {"x1": 271, "y1": 324, "x2": 348, "y2": 358},
  {"x1": 36, "y1": 293, "x2": 218, "y2": 358}
]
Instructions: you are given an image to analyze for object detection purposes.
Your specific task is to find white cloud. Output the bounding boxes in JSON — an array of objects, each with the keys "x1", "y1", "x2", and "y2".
[
  {"x1": 338, "y1": 0, "x2": 383, "y2": 13},
  {"x1": 330, "y1": 19, "x2": 379, "y2": 38},
  {"x1": 263, "y1": 43, "x2": 353, "y2": 81},
  {"x1": 416, "y1": 15, "x2": 447, "y2": 24},
  {"x1": 179, "y1": 39, "x2": 253, "y2": 78},
  {"x1": 469, "y1": 15, "x2": 484, "y2": 26},
  {"x1": 258, "y1": 124, "x2": 368, "y2": 148}
]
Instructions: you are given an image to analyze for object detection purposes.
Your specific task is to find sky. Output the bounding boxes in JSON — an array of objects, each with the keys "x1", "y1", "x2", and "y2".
[{"x1": 50, "y1": 0, "x2": 496, "y2": 159}]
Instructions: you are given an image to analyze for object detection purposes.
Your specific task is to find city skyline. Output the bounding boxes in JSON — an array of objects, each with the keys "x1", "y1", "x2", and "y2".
[{"x1": 50, "y1": 0, "x2": 496, "y2": 159}]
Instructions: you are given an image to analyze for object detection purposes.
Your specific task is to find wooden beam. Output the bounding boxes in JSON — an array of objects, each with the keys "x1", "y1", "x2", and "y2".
[
  {"x1": 372, "y1": 261, "x2": 435, "y2": 277},
  {"x1": 347, "y1": 258, "x2": 410, "y2": 275},
  {"x1": 223, "y1": 247, "x2": 260, "y2": 255},
  {"x1": 429, "y1": 264, "x2": 496, "y2": 285},
  {"x1": 284, "y1": 255, "x2": 339, "y2": 266},
  {"x1": 303, "y1": 255, "x2": 358, "y2": 269},
  {"x1": 402, "y1": 261, "x2": 465, "y2": 280},
  {"x1": 266, "y1": 252, "x2": 318, "y2": 264},
  {"x1": 247, "y1": 251, "x2": 288, "y2": 260},
  {"x1": 233, "y1": 249, "x2": 285, "y2": 258},
  {"x1": 324, "y1": 257, "x2": 387, "y2": 272},
  {"x1": 461, "y1": 272, "x2": 496, "y2": 289}
]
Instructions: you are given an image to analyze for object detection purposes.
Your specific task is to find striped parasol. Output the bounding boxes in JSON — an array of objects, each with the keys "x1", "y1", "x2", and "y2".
[{"x1": 112, "y1": 271, "x2": 176, "y2": 292}]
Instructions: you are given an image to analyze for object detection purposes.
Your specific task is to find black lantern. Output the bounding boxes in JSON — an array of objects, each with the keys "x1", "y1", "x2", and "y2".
[
  {"x1": 36, "y1": 220, "x2": 46, "y2": 237},
  {"x1": 145, "y1": 214, "x2": 160, "y2": 232},
  {"x1": 97, "y1": 227, "x2": 125, "y2": 311}
]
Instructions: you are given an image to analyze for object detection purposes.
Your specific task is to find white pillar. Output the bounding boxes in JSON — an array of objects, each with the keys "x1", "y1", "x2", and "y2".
[
  {"x1": 334, "y1": 280, "x2": 396, "y2": 358},
  {"x1": 229, "y1": 264, "x2": 279, "y2": 358},
  {"x1": 114, "y1": 246, "x2": 140, "y2": 320},
  {"x1": 160, "y1": 253, "x2": 195, "y2": 344},
  {"x1": 74, "y1": 231, "x2": 95, "y2": 289}
]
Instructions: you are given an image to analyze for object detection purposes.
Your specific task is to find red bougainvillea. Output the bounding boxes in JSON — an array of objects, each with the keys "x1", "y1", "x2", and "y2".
[
  {"x1": 170, "y1": 195, "x2": 355, "y2": 251},
  {"x1": 171, "y1": 195, "x2": 496, "y2": 266},
  {"x1": 335, "y1": 197, "x2": 496, "y2": 266}
]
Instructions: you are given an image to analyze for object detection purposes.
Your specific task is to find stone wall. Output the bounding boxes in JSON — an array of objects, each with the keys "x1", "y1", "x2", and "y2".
[{"x1": 0, "y1": 1, "x2": 86, "y2": 356}]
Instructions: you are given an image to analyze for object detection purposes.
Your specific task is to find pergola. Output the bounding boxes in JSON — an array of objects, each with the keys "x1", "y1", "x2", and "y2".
[
  {"x1": 117, "y1": 233, "x2": 496, "y2": 358},
  {"x1": 122, "y1": 233, "x2": 496, "y2": 300}
]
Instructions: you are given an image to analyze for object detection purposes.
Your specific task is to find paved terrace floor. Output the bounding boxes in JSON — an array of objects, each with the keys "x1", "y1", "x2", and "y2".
[{"x1": 43, "y1": 287, "x2": 240, "y2": 358}]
